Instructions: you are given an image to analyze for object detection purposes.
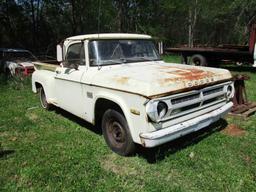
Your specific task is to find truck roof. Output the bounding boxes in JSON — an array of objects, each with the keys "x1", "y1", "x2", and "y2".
[{"x1": 66, "y1": 33, "x2": 152, "y2": 41}]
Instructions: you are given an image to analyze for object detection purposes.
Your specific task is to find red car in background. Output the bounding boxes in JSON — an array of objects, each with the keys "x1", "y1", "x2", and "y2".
[{"x1": 0, "y1": 48, "x2": 37, "y2": 77}]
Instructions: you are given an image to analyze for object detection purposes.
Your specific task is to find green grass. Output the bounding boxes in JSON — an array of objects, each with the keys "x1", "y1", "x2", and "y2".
[
  {"x1": 162, "y1": 54, "x2": 181, "y2": 63},
  {"x1": 1, "y1": 58, "x2": 256, "y2": 191}
]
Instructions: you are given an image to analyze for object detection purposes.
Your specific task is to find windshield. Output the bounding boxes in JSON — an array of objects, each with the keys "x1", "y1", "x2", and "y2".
[
  {"x1": 89, "y1": 39, "x2": 161, "y2": 66},
  {"x1": 4, "y1": 51, "x2": 37, "y2": 61}
]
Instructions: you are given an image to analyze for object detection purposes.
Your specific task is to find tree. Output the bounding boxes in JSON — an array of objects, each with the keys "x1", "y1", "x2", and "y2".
[{"x1": 0, "y1": 0, "x2": 255, "y2": 54}]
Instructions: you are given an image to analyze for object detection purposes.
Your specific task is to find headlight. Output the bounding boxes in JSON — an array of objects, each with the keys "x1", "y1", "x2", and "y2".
[
  {"x1": 226, "y1": 84, "x2": 234, "y2": 99},
  {"x1": 146, "y1": 101, "x2": 168, "y2": 122},
  {"x1": 157, "y1": 102, "x2": 168, "y2": 119}
]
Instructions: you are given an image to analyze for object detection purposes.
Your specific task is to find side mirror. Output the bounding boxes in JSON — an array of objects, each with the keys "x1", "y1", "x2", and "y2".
[
  {"x1": 57, "y1": 44, "x2": 63, "y2": 62},
  {"x1": 73, "y1": 63, "x2": 79, "y2": 70}
]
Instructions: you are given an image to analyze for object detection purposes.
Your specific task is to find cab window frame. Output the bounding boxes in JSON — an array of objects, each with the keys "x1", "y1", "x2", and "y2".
[{"x1": 65, "y1": 42, "x2": 86, "y2": 66}]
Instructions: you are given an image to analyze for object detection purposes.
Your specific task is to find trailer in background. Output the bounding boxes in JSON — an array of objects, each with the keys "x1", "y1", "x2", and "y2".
[{"x1": 165, "y1": 24, "x2": 256, "y2": 67}]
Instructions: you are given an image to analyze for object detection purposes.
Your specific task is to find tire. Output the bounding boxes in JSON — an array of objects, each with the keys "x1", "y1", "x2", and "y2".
[
  {"x1": 102, "y1": 109, "x2": 136, "y2": 156},
  {"x1": 181, "y1": 54, "x2": 188, "y2": 64},
  {"x1": 39, "y1": 87, "x2": 52, "y2": 110},
  {"x1": 236, "y1": 62, "x2": 243, "y2": 66},
  {"x1": 5, "y1": 68, "x2": 12, "y2": 79},
  {"x1": 191, "y1": 54, "x2": 208, "y2": 66}
]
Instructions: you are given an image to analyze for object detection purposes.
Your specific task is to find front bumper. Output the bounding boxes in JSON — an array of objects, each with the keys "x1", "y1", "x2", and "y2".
[{"x1": 140, "y1": 102, "x2": 233, "y2": 148}]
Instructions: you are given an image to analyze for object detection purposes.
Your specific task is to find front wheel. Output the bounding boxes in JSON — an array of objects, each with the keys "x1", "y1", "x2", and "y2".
[
  {"x1": 102, "y1": 109, "x2": 136, "y2": 156},
  {"x1": 39, "y1": 87, "x2": 52, "y2": 110}
]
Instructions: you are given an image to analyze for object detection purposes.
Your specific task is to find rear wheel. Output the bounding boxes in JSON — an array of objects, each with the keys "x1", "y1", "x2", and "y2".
[
  {"x1": 5, "y1": 68, "x2": 12, "y2": 79},
  {"x1": 39, "y1": 87, "x2": 52, "y2": 110},
  {"x1": 191, "y1": 54, "x2": 208, "y2": 66},
  {"x1": 102, "y1": 109, "x2": 136, "y2": 156},
  {"x1": 236, "y1": 62, "x2": 243, "y2": 66}
]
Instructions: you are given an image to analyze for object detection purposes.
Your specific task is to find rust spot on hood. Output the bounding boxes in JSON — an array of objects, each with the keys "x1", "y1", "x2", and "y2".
[
  {"x1": 114, "y1": 76, "x2": 130, "y2": 84},
  {"x1": 158, "y1": 66, "x2": 217, "y2": 85},
  {"x1": 167, "y1": 69, "x2": 215, "y2": 80}
]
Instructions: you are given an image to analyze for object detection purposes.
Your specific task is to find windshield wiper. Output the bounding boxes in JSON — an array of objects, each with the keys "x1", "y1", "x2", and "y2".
[
  {"x1": 106, "y1": 59, "x2": 126, "y2": 64},
  {"x1": 126, "y1": 57, "x2": 160, "y2": 62},
  {"x1": 98, "y1": 58, "x2": 127, "y2": 65}
]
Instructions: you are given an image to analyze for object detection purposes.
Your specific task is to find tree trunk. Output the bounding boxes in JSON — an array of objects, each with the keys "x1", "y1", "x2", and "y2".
[
  {"x1": 188, "y1": 8, "x2": 193, "y2": 47},
  {"x1": 30, "y1": 0, "x2": 36, "y2": 48},
  {"x1": 188, "y1": 0, "x2": 198, "y2": 48},
  {"x1": 70, "y1": 0, "x2": 77, "y2": 34},
  {"x1": 116, "y1": 0, "x2": 129, "y2": 32},
  {"x1": 117, "y1": 1, "x2": 123, "y2": 32}
]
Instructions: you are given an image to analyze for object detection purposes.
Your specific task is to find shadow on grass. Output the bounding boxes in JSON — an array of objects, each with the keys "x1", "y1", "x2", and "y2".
[
  {"x1": 136, "y1": 119, "x2": 228, "y2": 164},
  {"x1": 51, "y1": 106, "x2": 228, "y2": 163},
  {"x1": 53, "y1": 107, "x2": 102, "y2": 135},
  {"x1": 0, "y1": 150, "x2": 15, "y2": 159}
]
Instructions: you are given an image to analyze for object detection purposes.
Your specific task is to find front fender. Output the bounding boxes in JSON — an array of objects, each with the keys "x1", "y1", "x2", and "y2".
[{"x1": 93, "y1": 89, "x2": 150, "y2": 144}]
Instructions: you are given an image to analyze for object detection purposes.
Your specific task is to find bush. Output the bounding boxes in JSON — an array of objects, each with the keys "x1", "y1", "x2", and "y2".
[{"x1": 0, "y1": 73, "x2": 31, "y2": 90}]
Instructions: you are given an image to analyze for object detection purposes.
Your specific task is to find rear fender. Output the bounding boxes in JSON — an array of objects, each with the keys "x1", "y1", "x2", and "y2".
[{"x1": 32, "y1": 70, "x2": 56, "y2": 104}]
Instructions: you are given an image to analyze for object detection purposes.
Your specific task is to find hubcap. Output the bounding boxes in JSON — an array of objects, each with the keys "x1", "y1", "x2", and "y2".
[
  {"x1": 40, "y1": 89, "x2": 47, "y2": 108},
  {"x1": 107, "y1": 120, "x2": 125, "y2": 148},
  {"x1": 193, "y1": 59, "x2": 200, "y2": 66}
]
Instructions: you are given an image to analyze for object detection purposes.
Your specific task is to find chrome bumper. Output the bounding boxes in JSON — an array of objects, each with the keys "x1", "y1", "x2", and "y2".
[{"x1": 140, "y1": 102, "x2": 233, "y2": 148}]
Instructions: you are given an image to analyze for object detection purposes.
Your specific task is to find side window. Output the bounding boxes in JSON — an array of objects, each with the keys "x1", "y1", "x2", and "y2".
[{"x1": 66, "y1": 43, "x2": 85, "y2": 66}]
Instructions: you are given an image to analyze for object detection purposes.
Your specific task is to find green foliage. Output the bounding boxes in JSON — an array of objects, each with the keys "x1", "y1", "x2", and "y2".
[
  {"x1": 0, "y1": 74, "x2": 31, "y2": 90},
  {"x1": 8, "y1": 76, "x2": 31, "y2": 90},
  {"x1": 0, "y1": 1, "x2": 255, "y2": 53}
]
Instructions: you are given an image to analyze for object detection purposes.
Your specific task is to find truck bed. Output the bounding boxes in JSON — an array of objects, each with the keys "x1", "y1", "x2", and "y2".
[{"x1": 33, "y1": 61, "x2": 59, "y2": 72}]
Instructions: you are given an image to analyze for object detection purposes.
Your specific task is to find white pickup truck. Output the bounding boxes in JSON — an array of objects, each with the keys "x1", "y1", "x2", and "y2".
[{"x1": 32, "y1": 33, "x2": 234, "y2": 156}]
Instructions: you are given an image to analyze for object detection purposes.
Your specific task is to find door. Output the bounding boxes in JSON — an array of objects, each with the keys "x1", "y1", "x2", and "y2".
[{"x1": 55, "y1": 42, "x2": 87, "y2": 118}]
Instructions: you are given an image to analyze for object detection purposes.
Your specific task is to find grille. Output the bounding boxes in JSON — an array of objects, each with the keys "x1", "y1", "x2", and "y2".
[
  {"x1": 171, "y1": 93, "x2": 200, "y2": 105},
  {"x1": 158, "y1": 82, "x2": 231, "y2": 122},
  {"x1": 203, "y1": 87, "x2": 223, "y2": 96}
]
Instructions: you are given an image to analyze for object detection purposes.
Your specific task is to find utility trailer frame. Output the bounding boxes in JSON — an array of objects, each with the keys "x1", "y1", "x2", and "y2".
[{"x1": 165, "y1": 24, "x2": 256, "y2": 67}]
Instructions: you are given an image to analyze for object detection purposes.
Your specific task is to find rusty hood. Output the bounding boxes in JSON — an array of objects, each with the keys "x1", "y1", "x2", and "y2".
[{"x1": 91, "y1": 61, "x2": 232, "y2": 98}]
